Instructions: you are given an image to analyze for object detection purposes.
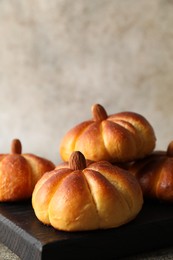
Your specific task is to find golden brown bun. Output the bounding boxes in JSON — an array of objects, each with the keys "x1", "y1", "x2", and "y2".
[
  {"x1": 129, "y1": 141, "x2": 173, "y2": 202},
  {"x1": 60, "y1": 104, "x2": 156, "y2": 163},
  {"x1": 0, "y1": 139, "x2": 55, "y2": 202},
  {"x1": 32, "y1": 151, "x2": 143, "y2": 231}
]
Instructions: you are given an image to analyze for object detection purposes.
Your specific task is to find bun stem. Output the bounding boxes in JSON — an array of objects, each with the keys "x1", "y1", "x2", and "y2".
[
  {"x1": 11, "y1": 139, "x2": 22, "y2": 154},
  {"x1": 69, "y1": 151, "x2": 86, "y2": 170},
  {"x1": 92, "y1": 104, "x2": 108, "y2": 122},
  {"x1": 167, "y1": 141, "x2": 173, "y2": 157}
]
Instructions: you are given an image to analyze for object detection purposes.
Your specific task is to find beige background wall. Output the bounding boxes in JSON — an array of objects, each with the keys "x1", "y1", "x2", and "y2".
[{"x1": 0, "y1": 0, "x2": 173, "y2": 164}]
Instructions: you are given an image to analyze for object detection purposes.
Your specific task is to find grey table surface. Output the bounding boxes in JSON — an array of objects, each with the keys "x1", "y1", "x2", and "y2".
[{"x1": 1, "y1": 242, "x2": 173, "y2": 260}]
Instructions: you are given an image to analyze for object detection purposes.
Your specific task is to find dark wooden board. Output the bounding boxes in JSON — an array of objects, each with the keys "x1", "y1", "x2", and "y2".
[{"x1": 0, "y1": 200, "x2": 173, "y2": 260}]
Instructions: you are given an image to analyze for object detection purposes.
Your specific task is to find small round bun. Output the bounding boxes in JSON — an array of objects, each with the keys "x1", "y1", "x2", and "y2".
[
  {"x1": 129, "y1": 141, "x2": 173, "y2": 202},
  {"x1": 60, "y1": 104, "x2": 156, "y2": 163},
  {"x1": 32, "y1": 151, "x2": 143, "y2": 231},
  {"x1": 0, "y1": 139, "x2": 55, "y2": 201}
]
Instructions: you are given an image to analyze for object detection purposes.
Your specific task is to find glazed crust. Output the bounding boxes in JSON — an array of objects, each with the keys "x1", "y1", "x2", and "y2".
[
  {"x1": 129, "y1": 144, "x2": 173, "y2": 202},
  {"x1": 60, "y1": 105, "x2": 156, "y2": 163},
  {"x1": 0, "y1": 152, "x2": 55, "y2": 202},
  {"x1": 32, "y1": 159, "x2": 143, "y2": 231}
]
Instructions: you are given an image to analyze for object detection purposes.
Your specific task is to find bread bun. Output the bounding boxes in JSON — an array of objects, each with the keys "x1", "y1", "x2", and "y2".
[
  {"x1": 32, "y1": 151, "x2": 143, "y2": 231},
  {"x1": 129, "y1": 141, "x2": 173, "y2": 202},
  {"x1": 0, "y1": 139, "x2": 55, "y2": 201},
  {"x1": 60, "y1": 104, "x2": 156, "y2": 163}
]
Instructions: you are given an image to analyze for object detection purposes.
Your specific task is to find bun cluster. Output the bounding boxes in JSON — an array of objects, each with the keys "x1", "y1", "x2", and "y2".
[
  {"x1": 32, "y1": 103, "x2": 156, "y2": 231},
  {"x1": 3, "y1": 103, "x2": 168, "y2": 232}
]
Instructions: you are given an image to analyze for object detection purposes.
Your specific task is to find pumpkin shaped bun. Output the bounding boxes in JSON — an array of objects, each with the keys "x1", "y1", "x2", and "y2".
[
  {"x1": 129, "y1": 141, "x2": 173, "y2": 202},
  {"x1": 32, "y1": 151, "x2": 143, "y2": 232},
  {"x1": 60, "y1": 104, "x2": 156, "y2": 163},
  {"x1": 0, "y1": 139, "x2": 55, "y2": 202}
]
